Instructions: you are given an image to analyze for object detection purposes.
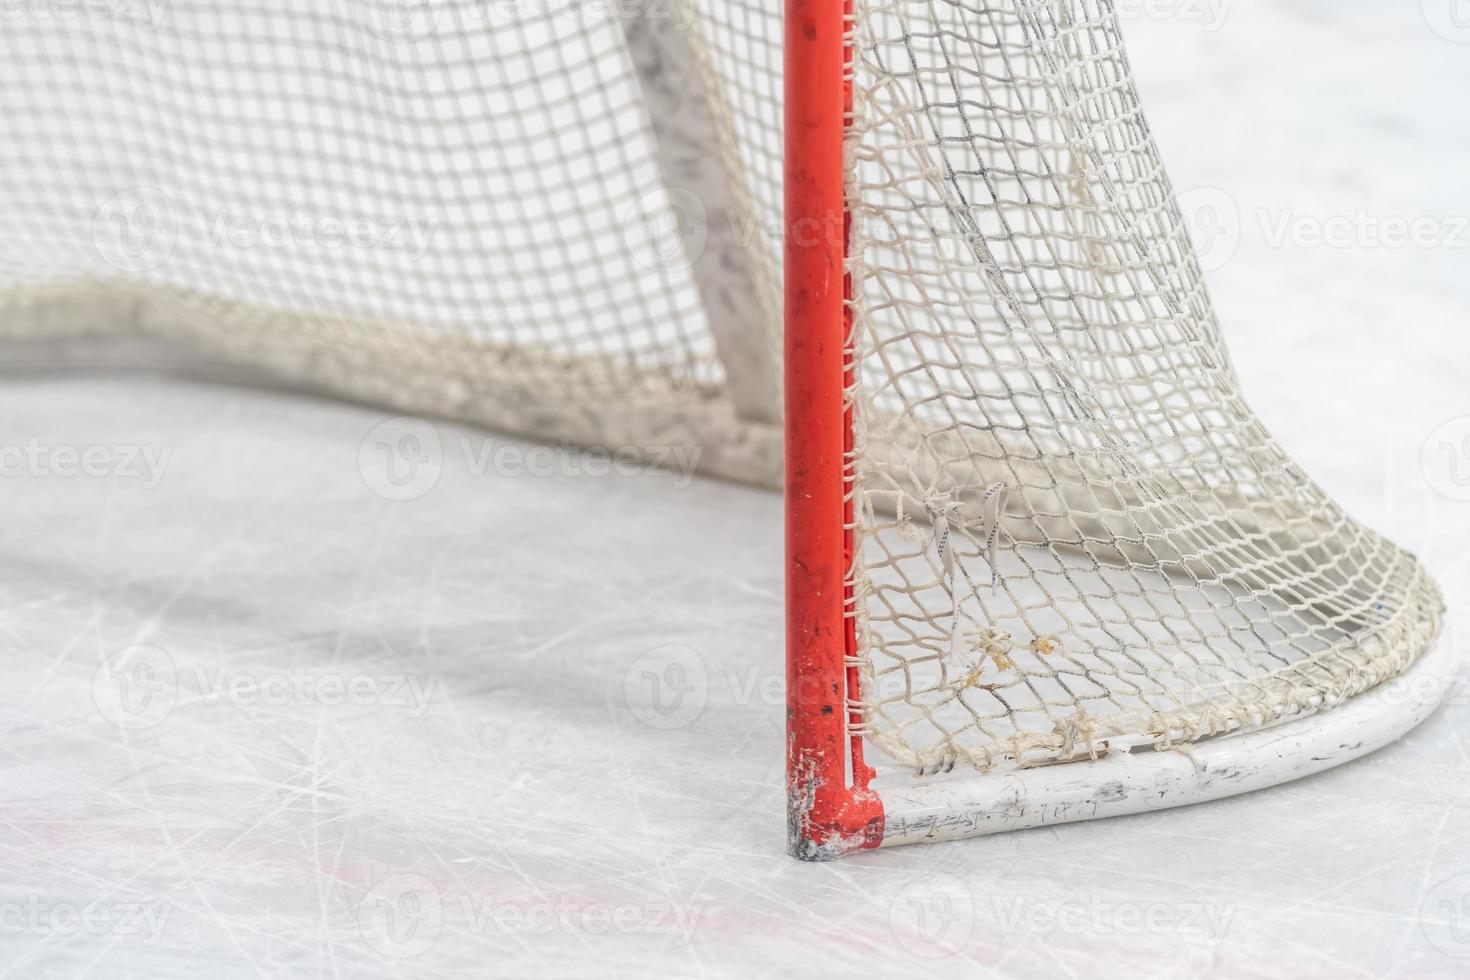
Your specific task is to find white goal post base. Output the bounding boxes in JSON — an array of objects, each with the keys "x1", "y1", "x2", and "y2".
[{"x1": 865, "y1": 635, "x2": 1456, "y2": 852}]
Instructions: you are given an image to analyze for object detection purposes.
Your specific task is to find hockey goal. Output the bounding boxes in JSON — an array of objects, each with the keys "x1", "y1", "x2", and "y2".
[{"x1": 0, "y1": 1, "x2": 1449, "y2": 860}]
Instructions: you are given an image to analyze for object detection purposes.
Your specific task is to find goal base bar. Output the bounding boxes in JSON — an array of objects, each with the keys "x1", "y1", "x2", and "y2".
[{"x1": 855, "y1": 636, "x2": 1455, "y2": 853}]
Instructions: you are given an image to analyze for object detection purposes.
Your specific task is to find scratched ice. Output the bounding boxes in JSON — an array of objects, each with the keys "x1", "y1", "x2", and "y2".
[{"x1": 1, "y1": 3, "x2": 1469, "y2": 977}]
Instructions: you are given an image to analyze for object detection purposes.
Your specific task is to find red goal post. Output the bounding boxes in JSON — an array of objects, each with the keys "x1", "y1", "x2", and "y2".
[{"x1": 785, "y1": 0, "x2": 884, "y2": 860}]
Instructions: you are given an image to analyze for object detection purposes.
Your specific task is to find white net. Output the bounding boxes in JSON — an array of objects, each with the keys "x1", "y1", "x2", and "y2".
[
  {"x1": 0, "y1": 1, "x2": 1441, "y2": 779},
  {"x1": 0, "y1": 0, "x2": 784, "y2": 481},
  {"x1": 846, "y1": 0, "x2": 1441, "y2": 773}
]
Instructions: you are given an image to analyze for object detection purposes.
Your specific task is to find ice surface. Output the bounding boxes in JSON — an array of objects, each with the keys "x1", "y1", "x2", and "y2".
[{"x1": 2, "y1": 3, "x2": 1469, "y2": 977}]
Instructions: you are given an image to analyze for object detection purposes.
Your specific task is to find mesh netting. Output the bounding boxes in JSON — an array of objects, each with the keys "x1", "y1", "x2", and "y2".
[
  {"x1": 846, "y1": 0, "x2": 1441, "y2": 773},
  {"x1": 0, "y1": 0, "x2": 783, "y2": 480},
  {"x1": 0, "y1": 1, "x2": 1441, "y2": 777}
]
